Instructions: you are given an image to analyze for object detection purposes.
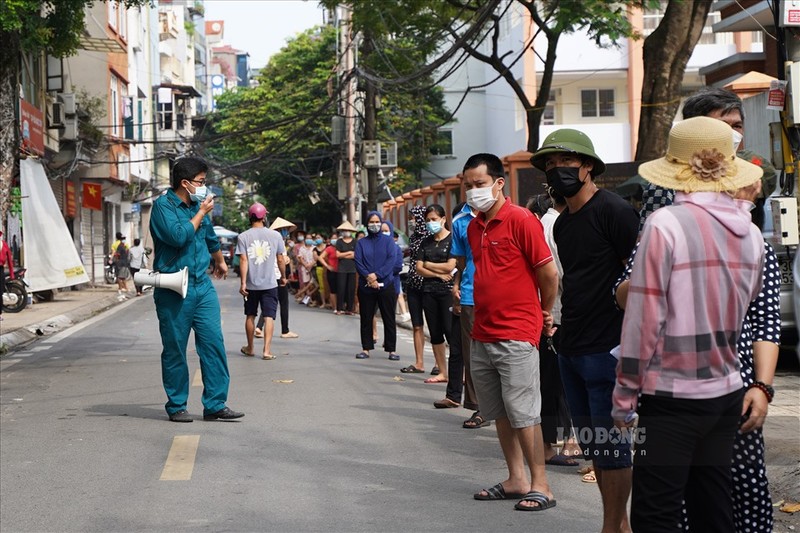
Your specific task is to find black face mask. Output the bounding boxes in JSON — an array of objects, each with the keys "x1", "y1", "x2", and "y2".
[{"x1": 545, "y1": 166, "x2": 585, "y2": 198}]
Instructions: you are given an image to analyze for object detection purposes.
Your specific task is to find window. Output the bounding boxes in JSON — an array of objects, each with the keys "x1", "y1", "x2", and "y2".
[
  {"x1": 581, "y1": 89, "x2": 615, "y2": 118},
  {"x1": 110, "y1": 75, "x2": 120, "y2": 137},
  {"x1": 641, "y1": 1, "x2": 666, "y2": 36},
  {"x1": 543, "y1": 90, "x2": 557, "y2": 126},
  {"x1": 108, "y1": 0, "x2": 118, "y2": 29},
  {"x1": 117, "y1": 153, "x2": 130, "y2": 183},
  {"x1": 123, "y1": 96, "x2": 134, "y2": 140},
  {"x1": 137, "y1": 100, "x2": 143, "y2": 141},
  {"x1": 118, "y1": 3, "x2": 127, "y2": 40},
  {"x1": 431, "y1": 129, "x2": 453, "y2": 157},
  {"x1": 157, "y1": 87, "x2": 173, "y2": 130}
]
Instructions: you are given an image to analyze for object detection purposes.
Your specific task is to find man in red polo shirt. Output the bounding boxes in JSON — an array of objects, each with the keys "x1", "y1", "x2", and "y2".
[{"x1": 465, "y1": 153, "x2": 559, "y2": 512}]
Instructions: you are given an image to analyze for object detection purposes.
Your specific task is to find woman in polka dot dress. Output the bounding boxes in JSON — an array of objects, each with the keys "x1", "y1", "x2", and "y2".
[{"x1": 614, "y1": 184, "x2": 781, "y2": 532}]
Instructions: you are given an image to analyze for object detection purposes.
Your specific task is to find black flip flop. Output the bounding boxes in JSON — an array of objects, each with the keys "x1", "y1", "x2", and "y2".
[
  {"x1": 400, "y1": 365, "x2": 424, "y2": 373},
  {"x1": 463, "y1": 411, "x2": 490, "y2": 429}
]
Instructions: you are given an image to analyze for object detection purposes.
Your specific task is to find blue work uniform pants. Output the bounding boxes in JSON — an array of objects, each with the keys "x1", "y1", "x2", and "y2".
[{"x1": 154, "y1": 279, "x2": 230, "y2": 415}]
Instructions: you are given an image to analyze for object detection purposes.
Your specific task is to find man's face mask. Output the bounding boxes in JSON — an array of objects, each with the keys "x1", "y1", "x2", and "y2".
[
  {"x1": 341, "y1": 231, "x2": 352, "y2": 238},
  {"x1": 465, "y1": 178, "x2": 501, "y2": 212},
  {"x1": 367, "y1": 223, "x2": 382, "y2": 234},
  {"x1": 187, "y1": 181, "x2": 208, "y2": 203},
  {"x1": 545, "y1": 166, "x2": 585, "y2": 198}
]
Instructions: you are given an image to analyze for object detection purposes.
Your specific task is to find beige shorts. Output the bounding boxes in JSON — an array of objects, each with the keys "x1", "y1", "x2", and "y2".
[{"x1": 470, "y1": 339, "x2": 541, "y2": 428}]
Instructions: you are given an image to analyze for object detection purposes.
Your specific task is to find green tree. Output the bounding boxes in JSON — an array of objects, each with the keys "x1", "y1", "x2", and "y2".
[
  {"x1": 213, "y1": 183, "x2": 249, "y2": 234},
  {"x1": 336, "y1": 0, "x2": 647, "y2": 153},
  {"x1": 0, "y1": 0, "x2": 147, "y2": 223},
  {"x1": 635, "y1": 1, "x2": 714, "y2": 161},
  {"x1": 204, "y1": 24, "x2": 450, "y2": 227}
]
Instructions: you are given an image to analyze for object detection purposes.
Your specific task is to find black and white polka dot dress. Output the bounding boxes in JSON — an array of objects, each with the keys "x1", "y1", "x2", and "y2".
[{"x1": 726, "y1": 241, "x2": 781, "y2": 532}]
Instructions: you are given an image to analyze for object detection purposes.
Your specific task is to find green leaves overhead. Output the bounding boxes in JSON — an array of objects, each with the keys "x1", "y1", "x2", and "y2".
[
  {"x1": 206, "y1": 23, "x2": 451, "y2": 228},
  {"x1": 1, "y1": 0, "x2": 149, "y2": 57}
]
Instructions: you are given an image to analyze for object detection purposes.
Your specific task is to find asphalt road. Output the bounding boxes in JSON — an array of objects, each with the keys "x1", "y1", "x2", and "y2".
[{"x1": 1, "y1": 277, "x2": 603, "y2": 532}]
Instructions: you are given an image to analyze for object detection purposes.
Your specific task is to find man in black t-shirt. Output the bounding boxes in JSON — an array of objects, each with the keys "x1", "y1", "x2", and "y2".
[{"x1": 531, "y1": 129, "x2": 639, "y2": 533}]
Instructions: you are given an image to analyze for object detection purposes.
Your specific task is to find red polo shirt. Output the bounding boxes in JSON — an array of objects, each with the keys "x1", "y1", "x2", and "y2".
[{"x1": 467, "y1": 198, "x2": 553, "y2": 346}]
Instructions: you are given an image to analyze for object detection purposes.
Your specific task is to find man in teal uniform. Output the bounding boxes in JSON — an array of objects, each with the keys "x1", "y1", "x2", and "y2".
[{"x1": 149, "y1": 156, "x2": 244, "y2": 423}]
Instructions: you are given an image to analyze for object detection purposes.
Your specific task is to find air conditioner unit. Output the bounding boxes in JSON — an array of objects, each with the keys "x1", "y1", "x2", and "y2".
[
  {"x1": 61, "y1": 116, "x2": 79, "y2": 141},
  {"x1": 362, "y1": 140, "x2": 380, "y2": 168},
  {"x1": 59, "y1": 93, "x2": 77, "y2": 115},
  {"x1": 380, "y1": 142, "x2": 398, "y2": 168},
  {"x1": 50, "y1": 101, "x2": 65, "y2": 129}
]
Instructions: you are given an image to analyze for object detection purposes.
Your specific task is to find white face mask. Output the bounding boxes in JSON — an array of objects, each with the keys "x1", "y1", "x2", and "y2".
[
  {"x1": 732, "y1": 130, "x2": 743, "y2": 151},
  {"x1": 188, "y1": 183, "x2": 208, "y2": 203},
  {"x1": 466, "y1": 181, "x2": 499, "y2": 212}
]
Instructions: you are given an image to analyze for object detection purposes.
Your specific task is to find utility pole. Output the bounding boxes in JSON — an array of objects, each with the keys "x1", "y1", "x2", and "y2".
[
  {"x1": 344, "y1": 7, "x2": 358, "y2": 225},
  {"x1": 361, "y1": 32, "x2": 379, "y2": 219}
]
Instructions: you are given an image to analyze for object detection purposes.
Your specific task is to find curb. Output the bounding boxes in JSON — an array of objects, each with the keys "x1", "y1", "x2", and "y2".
[{"x1": 0, "y1": 294, "x2": 125, "y2": 354}]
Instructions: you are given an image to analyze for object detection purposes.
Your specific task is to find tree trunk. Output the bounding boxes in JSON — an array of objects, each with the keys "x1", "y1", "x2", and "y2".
[
  {"x1": 0, "y1": 30, "x2": 20, "y2": 227},
  {"x1": 635, "y1": 1, "x2": 712, "y2": 161},
  {"x1": 526, "y1": 32, "x2": 559, "y2": 153}
]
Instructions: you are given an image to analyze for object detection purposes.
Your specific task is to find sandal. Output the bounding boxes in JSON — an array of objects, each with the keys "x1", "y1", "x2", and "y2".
[
  {"x1": 463, "y1": 411, "x2": 490, "y2": 429},
  {"x1": 240, "y1": 346, "x2": 254, "y2": 357},
  {"x1": 514, "y1": 491, "x2": 557, "y2": 512},
  {"x1": 262, "y1": 354, "x2": 276, "y2": 360},
  {"x1": 473, "y1": 482, "x2": 527, "y2": 501},
  {"x1": 400, "y1": 365, "x2": 424, "y2": 373},
  {"x1": 430, "y1": 366, "x2": 440, "y2": 376},
  {"x1": 545, "y1": 454, "x2": 579, "y2": 467},
  {"x1": 424, "y1": 377, "x2": 447, "y2": 384},
  {"x1": 581, "y1": 471, "x2": 597, "y2": 483},
  {"x1": 433, "y1": 398, "x2": 461, "y2": 409}
]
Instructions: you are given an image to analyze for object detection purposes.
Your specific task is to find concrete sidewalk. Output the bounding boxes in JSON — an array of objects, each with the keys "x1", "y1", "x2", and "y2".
[{"x1": 0, "y1": 284, "x2": 133, "y2": 354}]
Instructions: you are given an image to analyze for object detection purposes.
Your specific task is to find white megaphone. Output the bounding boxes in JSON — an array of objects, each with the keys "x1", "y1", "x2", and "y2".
[{"x1": 134, "y1": 267, "x2": 189, "y2": 298}]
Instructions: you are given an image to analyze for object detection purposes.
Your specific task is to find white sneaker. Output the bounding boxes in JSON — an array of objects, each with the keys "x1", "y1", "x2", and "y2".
[{"x1": 302, "y1": 296, "x2": 311, "y2": 305}]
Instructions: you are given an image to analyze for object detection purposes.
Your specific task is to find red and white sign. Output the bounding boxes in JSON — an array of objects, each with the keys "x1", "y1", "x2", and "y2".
[
  {"x1": 789, "y1": 10, "x2": 800, "y2": 24},
  {"x1": 65, "y1": 181, "x2": 77, "y2": 218},
  {"x1": 19, "y1": 99, "x2": 44, "y2": 156},
  {"x1": 767, "y1": 80, "x2": 788, "y2": 111}
]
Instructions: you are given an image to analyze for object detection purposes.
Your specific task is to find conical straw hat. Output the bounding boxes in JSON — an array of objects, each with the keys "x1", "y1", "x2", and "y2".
[
  {"x1": 269, "y1": 217, "x2": 296, "y2": 231},
  {"x1": 337, "y1": 220, "x2": 357, "y2": 232}
]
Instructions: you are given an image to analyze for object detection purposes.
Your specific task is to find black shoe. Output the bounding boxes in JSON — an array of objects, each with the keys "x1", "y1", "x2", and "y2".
[
  {"x1": 168, "y1": 410, "x2": 193, "y2": 423},
  {"x1": 203, "y1": 407, "x2": 245, "y2": 421}
]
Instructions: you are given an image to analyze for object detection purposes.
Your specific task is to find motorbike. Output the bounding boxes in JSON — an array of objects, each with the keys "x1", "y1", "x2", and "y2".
[
  {"x1": 2, "y1": 267, "x2": 29, "y2": 313},
  {"x1": 104, "y1": 254, "x2": 117, "y2": 284}
]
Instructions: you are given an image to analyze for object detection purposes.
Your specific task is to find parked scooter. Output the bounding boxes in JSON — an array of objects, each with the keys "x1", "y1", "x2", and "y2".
[
  {"x1": 2, "y1": 267, "x2": 29, "y2": 313},
  {"x1": 104, "y1": 254, "x2": 117, "y2": 284}
]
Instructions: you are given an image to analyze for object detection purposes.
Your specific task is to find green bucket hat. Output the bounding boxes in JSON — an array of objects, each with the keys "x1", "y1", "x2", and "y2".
[{"x1": 531, "y1": 129, "x2": 606, "y2": 176}]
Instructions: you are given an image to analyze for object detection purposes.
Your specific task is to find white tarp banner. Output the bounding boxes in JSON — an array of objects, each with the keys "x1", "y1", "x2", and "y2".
[{"x1": 21, "y1": 159, "x2": 90, "y2": 290}]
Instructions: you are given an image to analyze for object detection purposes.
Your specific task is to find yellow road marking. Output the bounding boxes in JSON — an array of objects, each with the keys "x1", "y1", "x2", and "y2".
[
  {"x1": 192, "y1": 369, "x2": 202, "y2": 387},
  {"x1": 160, "y1": 435, "x2": 200, "y2": 481}
]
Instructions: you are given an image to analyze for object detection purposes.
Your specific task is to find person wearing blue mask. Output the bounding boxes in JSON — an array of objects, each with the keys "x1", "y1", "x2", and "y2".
[
  {"x1": 414, "y1": 204, "x2": 456, "y2": 384},
  {"x1": 354, "y1": 211, "x2": 402, "y2": 360},
  {"x1": 149, "y1": 156, "x2": 244, "y2": 423}
]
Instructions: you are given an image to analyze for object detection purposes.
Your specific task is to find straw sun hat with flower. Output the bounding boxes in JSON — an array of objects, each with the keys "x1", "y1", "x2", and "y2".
[{"x1": 638, "y1": 116, "x2": 762, "y2": 193}]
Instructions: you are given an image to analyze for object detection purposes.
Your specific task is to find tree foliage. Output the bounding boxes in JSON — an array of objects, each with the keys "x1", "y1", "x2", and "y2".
[
  {"x1": 335, "y1": 0, "x2": 648, "y2": 153},
  {"x1": 204, "y1": 24, "x2": 450, "y2": 230}
]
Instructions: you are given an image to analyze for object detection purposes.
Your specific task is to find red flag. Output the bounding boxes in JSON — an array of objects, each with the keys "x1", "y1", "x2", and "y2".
[{"x1": 82, "y1": 182, "x2": 102, "y2": 211}]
